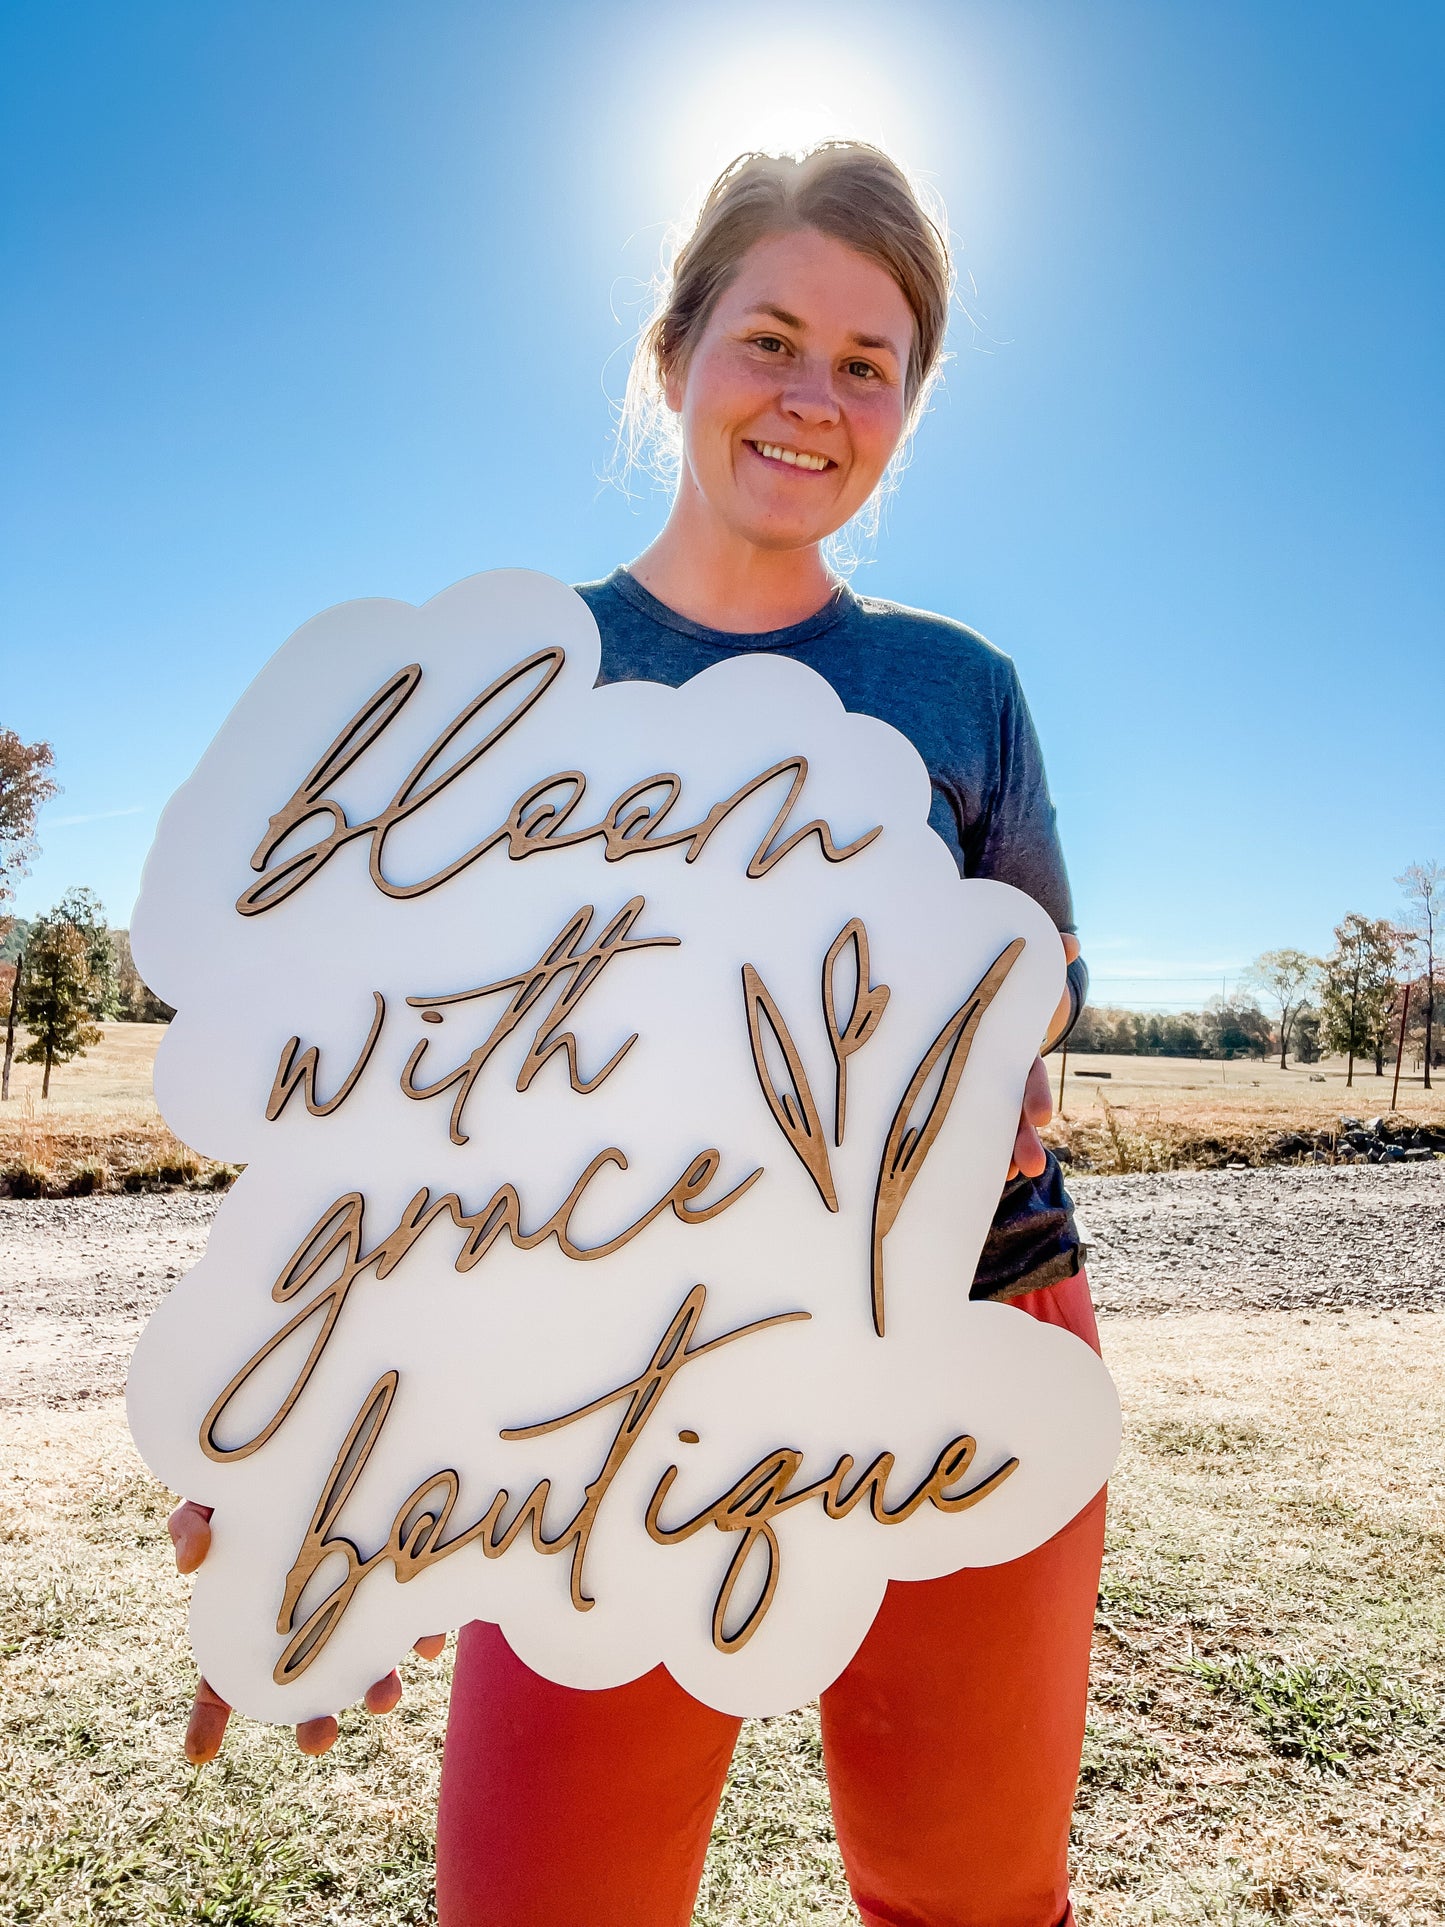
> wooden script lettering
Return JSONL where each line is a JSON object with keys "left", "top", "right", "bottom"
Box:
{"left": 127, "top": 568, "right": 1121, "bottom": 1723}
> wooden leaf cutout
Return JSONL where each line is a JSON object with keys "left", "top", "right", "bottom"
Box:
{"left": 741, "top": 963, "right": 839, "bottom": 1212}
{"left": 869, "top": 939, "right": 1026, "bottom": 1336}
{"left": 820, "top": 918, "right": 891, "bottom": 1147}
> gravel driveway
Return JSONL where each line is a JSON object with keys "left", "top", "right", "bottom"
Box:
{"left": 2, "top": 1164, "right": 1441, "bottom": 1408}
{"left": 1074, "top": 1163, "right": 1444, "bottom": 1316}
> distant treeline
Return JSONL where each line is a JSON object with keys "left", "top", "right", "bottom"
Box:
{"left": 1067, "top": 1001, "right": 1288, "bottom": 1061}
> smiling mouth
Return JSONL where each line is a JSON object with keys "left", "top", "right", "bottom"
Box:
{"left": 745, "top": 440, "right": 836, "bottom": 473}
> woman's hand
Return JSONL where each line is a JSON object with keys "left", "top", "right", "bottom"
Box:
{"left": 167, "top": 1499, "right": 447, "bottom": 1764}
{"left": 1008, "top": 933, "right": 1080, "bottom": 1182}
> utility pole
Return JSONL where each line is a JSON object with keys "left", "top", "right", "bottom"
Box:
{"left": 1390, "top": 978, "right": 1411, "bottom": 1113}
{"left": 1, "top": 950, "right": 23, "bottom": 1102}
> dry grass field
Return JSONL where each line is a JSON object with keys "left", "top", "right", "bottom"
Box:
{"left": 3, "top": 1026, "right": 1443, "bottom": 1191}
{"left": 3, "top": 1310, "right": 1442, "bottom": 1925}
{"left": 0, "top": 1026, "right": 224, "bottom": 1195}
{"left": 1053, "top": 1050, "right": 1444, "bottom": 1123}
{"left": 1047, "top": 1052, "right": 1445, "bottom": 1173}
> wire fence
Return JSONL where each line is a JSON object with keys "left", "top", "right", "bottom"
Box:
{"left": 1088, "top": 973, "right": 1251, "bottom": 1013}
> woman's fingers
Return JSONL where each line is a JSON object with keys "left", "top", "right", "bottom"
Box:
{"left": 361, "top": 1636, "right": 447, "bottom": 1716}
{"left": 357, "top": 1636, "right": 449, "bottom": 1720}
{"left": 1019, "top": 933, "right": 1083, "bottom": 1174}
{"left": 175, "top": 1516, "right": 225, "bottom": 1762}
{"left": 1022, "top": 1052, "right": 1054, "bottom": 1127}
{"left": 184, "top": 1677, "right": 232, "bottom": 1765}
{"left": 174, "top": 1497, "right": 442, "bottom": 1756}
{"left": 1046, "top": 934, "right": 1083, "bottom": 1050}
{"left": 364, "top": 1669, "right": 403, "bottom": 1715}
{"left": 190, "top": 1673, "right": 340, "bottom": 1764}
{"left": 168, "top": 1500, "right": 214, "bottom": 1575}
{"left": 187, "top": 1632, "right": 445, "bottom": 1762}
{"left": 1009, "top": 1055, "right": 1053, "bottom": 1181}
{"left": 1009, "top": 1116, "right": 1048, "bottom": 1181}
{"left": 361, "top": 1629, "right": 449, "bottom": 1717}
{"left": 295, "top": 1715, "right": 340, "bottom": 1756}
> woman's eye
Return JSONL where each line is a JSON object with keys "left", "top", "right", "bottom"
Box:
{"left": 845, "top": 360, "right": 879, "bottom": 380}
{"left": 752, "top": 335, "right": 787, "bottom": 354}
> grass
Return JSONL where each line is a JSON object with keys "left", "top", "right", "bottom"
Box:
{"left": 0, "top": 1026, "right": 234, "bottom": 1195}
{"left": 3, "top": 1312, "right": 1442, "bottom": 1924}
{"left": 1044, "top": 1052, "right": 1445, "bottom": 1174}
{"left": 1183, "top": 1654, "right": 1432, "bottom": 1773}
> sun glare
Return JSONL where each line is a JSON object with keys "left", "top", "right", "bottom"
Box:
{"left": 648, "top": 38, "right": 938, "bottom": 223}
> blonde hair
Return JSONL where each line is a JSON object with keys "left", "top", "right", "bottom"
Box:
{"left": 615, "top": 142, "right": 954, "bottom": 534}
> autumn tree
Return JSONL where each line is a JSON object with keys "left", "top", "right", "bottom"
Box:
{"left": 0, "top": 731, "right": 60, "bottom": 942}
{"left": 16, "top": 889, "right": 116, "bottom": 1096}
{"left": 110, "top": 928, "right": 174, "bottom": 1022}
{"left": 1242, "top": 949, "right": 1322, "bottom": 1069}
{"left": 1292, "top": 1007, "right": 1322, "bottom": 1063}
{"left": 1200, "top": 998, "right": 1271, "bottom": 1060}
{"left": 1320, "top": 914, "right": 1397, "bottom": 1088}
{"left": 1397, "top": 860, "right": 1441, "bottom": 1091}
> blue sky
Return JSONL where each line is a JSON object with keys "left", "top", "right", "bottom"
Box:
{"left": 3, "top": 0, "right": 1441, "bottom": 1009}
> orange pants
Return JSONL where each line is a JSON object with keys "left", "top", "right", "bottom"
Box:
{"left": 437, "top": 1271, "right": 1105, "bottom": 1927}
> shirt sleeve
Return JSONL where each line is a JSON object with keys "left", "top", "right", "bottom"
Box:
{"left": 970, "top": 669, "right": 1074, "bottom": 922}
{"left": 969, "top": 667, "right": 1087, "bottom": 1048}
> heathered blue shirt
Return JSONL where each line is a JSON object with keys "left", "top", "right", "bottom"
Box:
{"left": 577, "top": 567, "right": 1085, "bottom": 1301}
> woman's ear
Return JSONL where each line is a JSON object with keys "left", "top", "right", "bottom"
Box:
{"left": 662, "top": 357, "right": 684, "bottom": 416}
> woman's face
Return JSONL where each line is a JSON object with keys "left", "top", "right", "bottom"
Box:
{"left": 666, "top": 227, "right": 915, "bottom": 553}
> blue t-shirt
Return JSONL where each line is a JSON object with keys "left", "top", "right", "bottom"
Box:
{"left": 576, "top": 567, "right": 1085, "bottom": 1301}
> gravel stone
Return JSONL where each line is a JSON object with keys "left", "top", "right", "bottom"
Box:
{"left": 0, "top": 1192, "right": 218, "bottom": 1408}
{"left": 1074, "top": 1162, "right": 1444, "bottom": 1316}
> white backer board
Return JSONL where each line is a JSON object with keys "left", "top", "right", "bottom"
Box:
{"left": 127, "top": 568, "right": 1121, "bottom": 1722}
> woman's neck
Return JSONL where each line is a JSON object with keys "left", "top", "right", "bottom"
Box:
{"left": 629, "top": 487, "right": 839, "bottom": 634}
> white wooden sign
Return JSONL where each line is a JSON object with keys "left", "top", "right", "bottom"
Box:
{"left": 127, "top": 569, "right": 1120, "bottom": 1723}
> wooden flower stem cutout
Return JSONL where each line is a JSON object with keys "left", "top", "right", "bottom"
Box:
{"left": 869, "top": 939, "right": 1027, "bottom": 1337}
{"left": 741, "top": 963, "right": 838, "bottom": 1211}
{"left": 820, "top": 918, "right": 890, "bottom": 1147}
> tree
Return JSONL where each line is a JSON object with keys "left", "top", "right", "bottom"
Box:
{"left": 1320, "top": 914, "right": 1397, "bottom": 1088}
{"left": 0, "top": 732, "right": 60, "bottom": 941}
{"left": 1137, "top": 1012, "right": 1204, "bottom": 1056}
{"left": 1371, "top": 978, "right": 1400, "bottom": 1079}
{"left": 1, "top": 951, "right": 22, "bottom": 1101}
{"left": 1062, "top": 1005, "right": 1138, "bottom": 1054}
{"left": 1398, "top": 861, "right": 1442, "bottom": 1092}
{"left": 110, "top": 928, "right": 174, "bottom": 1023}
{"left": 58, "top": 888, "right": 118, "bottom": 1017}
{"left": 1201, "top": 999, "right": 1271, "bottom": 1060}
{"left": 1242, "top": 949, "right": 1322, "bottom": 1069}
{"left": 1292, "top": 1007, "right": 1322, "bottom": 1063}
{"left": 15, "top": 889, "right": 115, "bottom": 1096}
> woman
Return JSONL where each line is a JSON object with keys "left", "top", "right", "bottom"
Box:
{"left": 171, "top": 143, "right": 1103, "bottom": 1927}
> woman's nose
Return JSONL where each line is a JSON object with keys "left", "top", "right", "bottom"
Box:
{"left": 780, "top": 361, "right": 841, "bottom": 427}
